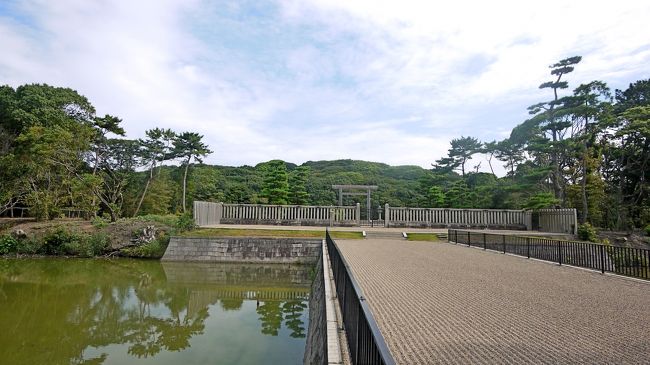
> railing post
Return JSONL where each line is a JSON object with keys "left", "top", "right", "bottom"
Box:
{"left": 467, "top": 231, "right": 471, "bottom": 246}
{"left": 483, "top": 233, "right": 486, "bottom": 250}
{"left": 502, "top": 235, "right": 506, "bottom": 254}
{"left": 558, "top": 240, "right": 562, "bottom": 266}
{"left": 600, "top": 244, "right": 605, "bottom": 274}
{"left": 526, "top": 237, "right": 530, "bottom": 259}
{"left": 355, "top": 302, "right": 361, "bottom": 364}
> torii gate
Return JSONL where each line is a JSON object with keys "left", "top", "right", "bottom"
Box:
{"left": 332, "top": 185, "right": 378, "bottom": 221}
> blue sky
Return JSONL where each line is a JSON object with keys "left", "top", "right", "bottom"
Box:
{"left": 1, "top": 0, "right": 649, "bottom": 173}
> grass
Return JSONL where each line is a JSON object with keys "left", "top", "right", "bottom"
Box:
{"left": 406, "top": 233, "right": 442, "bottom": 242}
{"left": 179, "top": 228, "right": 364, "bottom": 239}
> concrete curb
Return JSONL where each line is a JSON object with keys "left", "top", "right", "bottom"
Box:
{"left": 322, "top": 240, "right": 349, "bottom": 364}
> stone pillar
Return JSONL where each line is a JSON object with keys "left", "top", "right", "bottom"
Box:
{"left": 525, "top": 210, "right": 532, "bottom": 231}
{"left": 356, "top": 203, "right": 361, "bottom": 226}
{"left": 366, "top": 189, "right": 371, "bottom": 222}
{"left": 384, "top": 203, "right": 390, "bottom": 228}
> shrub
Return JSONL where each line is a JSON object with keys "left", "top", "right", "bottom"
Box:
{"left": 176, "top": 213, "right": 196, "bottom": 233}
{"left": 130, "top": 214, "right": 178, "bottom": 227}
{"left": 0, "top": 235, "right": 18, "bottom": 254}
{"left": 41, "top": 228, "right": 78, "bottom": 255}
{"left": 91, "top": 216, "right": 109, "bottom": 229}
{"left": 645, "top": 224, "right": 650, "bottom": 237}
{"left": 88, "top": 233, "right": 110, "bottom": 255}
{"left": 577, "top": 223, "right": 598, "bottom": 242}
{"left": 16, "top": 238, "right": 41, "bottom": 254}
{"left": 122, "top": 233, "right": 170, "bottom": 258}
{"left": 62, "top": 233, "right": 110, "bottom": 257}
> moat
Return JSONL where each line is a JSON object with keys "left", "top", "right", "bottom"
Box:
{"left": 0, "top": 258, "right": 311, "bottom": 365}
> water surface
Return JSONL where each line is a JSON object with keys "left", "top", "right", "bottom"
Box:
{"left": 0, "top": 258, "right": 311, "bottom": 365}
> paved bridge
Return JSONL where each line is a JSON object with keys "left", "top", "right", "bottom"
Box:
{"left": 333, "top": 236, "right": 650, "bottom": 364}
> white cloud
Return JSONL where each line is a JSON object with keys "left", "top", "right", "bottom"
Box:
{"left": 1, "top": 0, "right": 648, "bottom": 175}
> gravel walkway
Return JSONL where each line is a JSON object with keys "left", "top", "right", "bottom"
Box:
{"left": 335, "top": 239, "right": 650, "bottom": 365}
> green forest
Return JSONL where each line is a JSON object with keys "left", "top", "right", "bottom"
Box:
{"left": 1, "top": 56, "right": 649, "bottom": 231}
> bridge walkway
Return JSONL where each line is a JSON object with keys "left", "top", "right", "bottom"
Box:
{"left": 335, "top": 238, "right": 650, "bottom": 365}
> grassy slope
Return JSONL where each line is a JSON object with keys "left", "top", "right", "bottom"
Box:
{"left": 180, "top": 228, "right": 364, "bottom": 239}
{"left": 406, "top": 233, "right": 442, "bottom": 242}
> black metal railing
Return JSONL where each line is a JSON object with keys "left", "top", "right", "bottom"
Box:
{"left": 448, "top": 229, "right": 650, "bottom": 280}
{"left": 325, "top": 230, "right": 396, "bottom": 365}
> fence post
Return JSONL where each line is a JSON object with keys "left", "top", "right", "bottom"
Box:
{"left": 502, "top": 235, "right": 506, "bottom": 254}
{"left": 384, "top": 204, "right": 390, "bottom": 227}
{"left": 483, "top": 233, "right": 486, "bottom": 250}
{"left": 356, "top": 203, "right": 361, "bottom": 227}
{"left": 355, "top": 302, "right": 361, "bottom": 364}
{"left": 600, "top": 244, "right": 605, "bottom": 274}
{"left": 526, "top": 237, "right": 530, "bottom": 258}
{"left": 467, "top": 231, "right": 471, "bottom": 246}
{"left": 558, "top": 240, "right": 562, "bottom": 266}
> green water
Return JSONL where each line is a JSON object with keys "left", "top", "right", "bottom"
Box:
{"left": 0, "top": 258, "right": 311, "bottom": 365}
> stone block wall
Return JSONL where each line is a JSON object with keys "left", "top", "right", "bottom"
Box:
{"left": 304, "top": 251, "right": 326, "bottom": 365}
{"left": 162, "top": 237, "right": 322, "bottom": 264}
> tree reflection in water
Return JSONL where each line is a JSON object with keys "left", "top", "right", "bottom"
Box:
{"left": 0, "top": 259, "right": 311, "bottom": 365}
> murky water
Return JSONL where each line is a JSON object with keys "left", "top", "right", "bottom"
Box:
{"left": 0, "top": 258, "right": 311, "bottom": 365}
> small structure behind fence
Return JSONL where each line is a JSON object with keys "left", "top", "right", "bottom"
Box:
{"left": 448, "top": 229, "right": 649, "bottom": 280}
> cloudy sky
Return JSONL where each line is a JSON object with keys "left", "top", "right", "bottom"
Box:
{"left": 1, "top": 0, "right": 649, "bottom": 171}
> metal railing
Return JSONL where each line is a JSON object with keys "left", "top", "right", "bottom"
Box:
{"left": 448, "top": 229, "right": 650, "bottom": 280}
{"left": 325, "top": 230, "right": 395, "bottom": 365}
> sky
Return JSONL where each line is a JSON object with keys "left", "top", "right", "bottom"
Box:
{"left": 1, "top": 0, "right": 649, "bottom": 173}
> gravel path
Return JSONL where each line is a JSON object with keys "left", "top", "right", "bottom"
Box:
{"left": 335, "top": 239, "right": 650, "bottom": 365}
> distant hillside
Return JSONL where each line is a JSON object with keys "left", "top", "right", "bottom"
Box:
{"left": 184, "top": 159, "right": 434, "bottom": 208}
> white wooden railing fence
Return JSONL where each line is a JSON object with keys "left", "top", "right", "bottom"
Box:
{"left": 384, "top": 206, "right": 531, "bottom": 229}
{"left": 193, "top": 201, "right": 360, "bottom": 226}
{"left": 193, "top": 201, "right": 577, "bottom": 234}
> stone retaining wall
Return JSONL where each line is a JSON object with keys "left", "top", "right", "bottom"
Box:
{"left": 161, "top": 237, "right": 322, "bottom": 263}
{"left": 304, "top": 250, "right": 326, "bottom": 365}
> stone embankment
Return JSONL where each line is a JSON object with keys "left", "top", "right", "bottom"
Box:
{"left": 162, "top": 237, "right": 321, "bottom": 263}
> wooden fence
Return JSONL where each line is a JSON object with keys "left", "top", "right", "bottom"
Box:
{"left": 537, "top": 208, "right": 578, "bottom": 234}
{"left": 385, "top": 205, "right": 532, "bottom": 230}
{"left": 193, "top": 201, "right": 360, "bottom": 227}
{"left": 193, "top": 201, "right": 577, "bottom": 234}
{"left": 193, "top": 201, "right": 223, "bottom": 226}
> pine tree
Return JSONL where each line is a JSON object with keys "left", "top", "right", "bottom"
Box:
{"left": 261, "top": 160, "right": 289, "bottom": 205}
{"left": 288, "top": 166, "right": 310, "bottom": 205}
{"left": 173, "top": 132, "right": 212, "bottom": 213}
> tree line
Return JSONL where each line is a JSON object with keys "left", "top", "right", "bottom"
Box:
{"left": 432, "top": 57, "right": 649, "bottom": 230}
{"left": 0, "top": 84, "right": 211, "bottom": 222}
